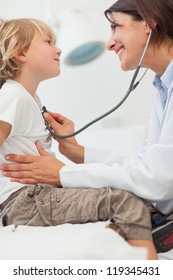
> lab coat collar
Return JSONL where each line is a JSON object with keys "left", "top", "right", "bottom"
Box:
{"left": 152, "top": 60, "right": 173, "bottom": 123}
{"left": 153, "top": 60, "right": 173, "bottom": 92}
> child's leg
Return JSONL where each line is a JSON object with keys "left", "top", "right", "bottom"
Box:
{"left": 1, "top": 185, "right": 157, "bottom": 259}
{"left": 0, "top": 184, "right": 105, "bottom": 226}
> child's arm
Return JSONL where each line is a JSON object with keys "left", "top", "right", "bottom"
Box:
{"left": 0, "top": 121, "right": 11, "bottom": 145}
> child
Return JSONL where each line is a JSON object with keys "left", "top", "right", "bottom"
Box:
{"left": 0, "top": 18, "right": 157, "bottom": 259}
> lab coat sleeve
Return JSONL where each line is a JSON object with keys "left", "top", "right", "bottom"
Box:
{"left": 60, "top": 148, "right": 172, "bottom": 202}
{"left": 60, "top": 153, "right": 160, "bottom": 199}
{"left": 84, "top": 146, "right": 127, "bottom": 165}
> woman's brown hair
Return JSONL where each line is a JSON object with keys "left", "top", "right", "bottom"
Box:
{"left": 105, "top": 0, "right": 173, "bottom": 45}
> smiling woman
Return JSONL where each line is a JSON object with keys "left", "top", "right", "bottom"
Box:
{"left": 105, "top": 9, "right": 151, "bottom": 70}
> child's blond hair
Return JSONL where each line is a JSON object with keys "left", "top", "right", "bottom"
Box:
{"left": 0, "top": 18, "right": 56, "bottom": 88}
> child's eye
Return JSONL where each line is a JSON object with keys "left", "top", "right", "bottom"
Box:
{"left": 46, "top": 39, "right": 56, "bottom": 45}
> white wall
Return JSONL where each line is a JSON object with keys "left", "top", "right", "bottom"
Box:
{"left": 0, "top": 0, "right": 155, "bottom": 132}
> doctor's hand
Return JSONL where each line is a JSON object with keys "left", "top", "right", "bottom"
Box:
{"left": 43, "top": 112, "right": 84, "bottom": 163}
{"left": 0, "top": 141, "right": 64, "bottom": 186}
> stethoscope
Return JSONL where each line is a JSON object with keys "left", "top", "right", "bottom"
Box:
{"left": 42, "top": 30, "right": 152, "bottom": 138}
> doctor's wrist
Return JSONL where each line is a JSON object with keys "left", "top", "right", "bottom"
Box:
{"left": 59, "top": 141, "right": 84, "bottom": 163}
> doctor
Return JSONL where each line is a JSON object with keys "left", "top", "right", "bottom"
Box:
{"left": 1, "top": 0, "right": 173, "bottom": 216}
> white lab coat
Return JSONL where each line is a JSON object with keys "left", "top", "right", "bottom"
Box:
{"left": 60, "top": 64, "right": 173, "bottom": 215}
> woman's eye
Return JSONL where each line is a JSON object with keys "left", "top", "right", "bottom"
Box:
{"left": 111, "top": 23, "right": 119, "bottom": 31}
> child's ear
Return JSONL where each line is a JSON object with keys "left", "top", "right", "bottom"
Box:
{"left": 14, "top": 51, "right": 26, "bottom": 62}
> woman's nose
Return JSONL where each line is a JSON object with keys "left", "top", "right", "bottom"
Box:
{"left": 106, "top": 36, "right": 116, "bottom": 51}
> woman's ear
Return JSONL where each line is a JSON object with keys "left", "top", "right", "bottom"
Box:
{"left": 143, "top": 21, "right": 152, "bottom": 34}
{"left": 143, "top": 20, "right": 157, "bottom": 34}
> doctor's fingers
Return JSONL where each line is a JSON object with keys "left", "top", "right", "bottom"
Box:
{"left": 0, "top": 162, "right": 35, "bottom": 173}
{"left": 44, "top": 112, "right": 73, "bottom": 126}
{"left": 3, "top": 170, "right": 61, "bottom": 185}
{"left": 2, "top": 169, "right": 42, "bottom": 181}
{"left": 5, "top": 171, "right": 39, "bottom": 185}
{"left": 4, "top": 171, "right": 49, "bottom": 185}
{"left": 4, "top": 154, "right": 37, "bottom": 164}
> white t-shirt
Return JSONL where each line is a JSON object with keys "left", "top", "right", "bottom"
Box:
{"left": 0, "top": 80, "right": 53, "bottom": 204}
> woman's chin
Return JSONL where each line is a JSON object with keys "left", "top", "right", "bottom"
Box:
{"left": 121, "top": 63, "right": 130, "bottom": 72}
{"left": 121, "top": 61, "right": 136, "bottom": 72}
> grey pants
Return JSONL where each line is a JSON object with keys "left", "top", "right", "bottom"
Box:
{"left": 0, "top": 185, "right": 152, "bottom": 240}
